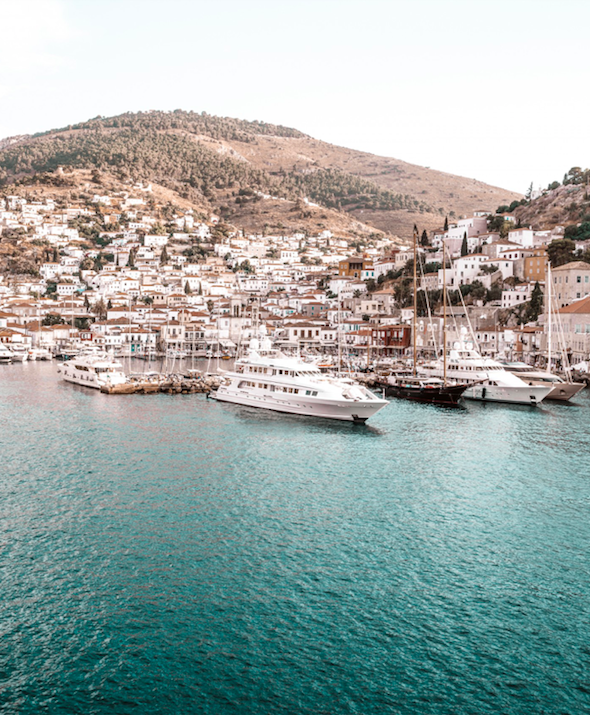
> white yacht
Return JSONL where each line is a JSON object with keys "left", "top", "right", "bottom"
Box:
{"left": 166, "top": 349, "right": 188, "bottom": 359}
{"left": 29, "top": 346, "right": 53, "bottom": 360}
{"left": 0, "top": 344, "right": 14, "bottom": 364}
{"left": 211, "top": 337, "right": 388, "bottom": 423}
{"left": 10, "top": 345, "right": 28, "bottom": 362}
{"left": 499, "top": 362, "right": 585, "bottom": 402}
{"left": 57, "top": 349, "right": 127, "bottom": 390}
{"left": 419, "top": 343, "right": 552, "bottom": 406}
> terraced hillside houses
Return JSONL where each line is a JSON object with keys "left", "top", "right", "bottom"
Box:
{"left": 1, "top": 188, "right": 589, "bottom": 365}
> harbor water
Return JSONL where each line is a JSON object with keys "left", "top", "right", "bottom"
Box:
{"left": 1, "top": 361, "right": 590, "bottom": 714}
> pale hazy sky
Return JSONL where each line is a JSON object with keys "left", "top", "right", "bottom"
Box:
{"left": 1, "top": 0, "right": 588, "bottom": 193}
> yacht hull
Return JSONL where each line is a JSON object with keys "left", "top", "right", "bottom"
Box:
{"left": 463, "top": 383, "right": 552, "bottom": 405}
{"left": 60, "top": 372, "right": 103, "bottom": 389}
{"left": 511, "top": 375, "right": 585, "bottom": 402}
{"left": 381, "top": 382, "right": 467, "bottom": 405}
{"left": 546, "top": 383, "right": 585, "bottom": 401}
{"left": 211, "top": 389, "right": 386, "bottom": 422}
{"left": 57, "top": 354, "right": 127, "bottom": 390}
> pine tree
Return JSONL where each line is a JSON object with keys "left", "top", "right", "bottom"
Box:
{"left": 420, "top": 229, "right": 429, "bottom": 246}
{"left": 461, "top": 232, "right": 468, "bottom": 256}
{"left": 525, "top": 282, "right": 544, "bottom": 322}
{"left": 184, "top": 281, "right": 192, "bottom": 295}
{"left": 444, "top": 216, "right": 449, "bottom": 232}
{"left": 160, "top": 245, "right": 169, "bottom": 264}
{"left": 93, "top": 298, "right": 107, "bottom": 320}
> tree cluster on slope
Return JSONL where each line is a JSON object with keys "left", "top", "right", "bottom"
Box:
{"left": 0, "top": 131, "right": 274, "bottom": 195}
{"left": 0, "top": 128, "right": 435, "bottom": 219}
{"left": 34, "top": 110, "right": 306, "bottom": 143}
{"left": 281, "top": 169, "right": 433, "bottom": 214}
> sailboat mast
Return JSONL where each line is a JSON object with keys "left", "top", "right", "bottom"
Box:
{"left": 547, "top": 262, "right": 552, "bottom": 371}
{"left": 443, "top": 242, "right": 447, "bottom": 385}
{"left": 337, "top": 287, "right": 342, "bottom": 373}
{"left": 413, "top": 226, "right": 417, "bottom": 376}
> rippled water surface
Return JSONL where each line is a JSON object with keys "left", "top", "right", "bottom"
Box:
{"left": 1, "top": 362, "right": 590, "bottom": 714}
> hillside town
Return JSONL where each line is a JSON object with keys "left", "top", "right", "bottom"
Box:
{"left": 1, "top": 184, "right": 590, "bottom": 367}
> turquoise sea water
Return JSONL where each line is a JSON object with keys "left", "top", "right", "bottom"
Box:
{"left": 1, "top": 362, "right": 590, "bottom": 714}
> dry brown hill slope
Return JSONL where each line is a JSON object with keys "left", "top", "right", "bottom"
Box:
{"left": 4, "top": 168, "right": 385, "bottom": 243}
{"left": 179, "top": 133, "right": 522, "bottom": 237}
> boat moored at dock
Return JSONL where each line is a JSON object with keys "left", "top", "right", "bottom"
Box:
{"left": 378, "top": 373, "right": 468, "bottom": 405}
{"left": 28, "top": 347, "right": 53, "bottom": 361}
{"left": 382, "top": 229, "right": 468, "bottom": 407}
{"left": 499, "top": 362, "right": 585, "bottom": 402}
{"left": 9, "top": 345, "right": 28, "bottom": 362}
{"left": 420, "top": 343, "right": 553, "bottom": 406}
{"left": 0, "top": 344, "right": 14, "bottom": 364}
{"left": 211, "top": 336, "right": 388, "bottom": 422}
{"left": 57, "top": 349, "right": 127, "bottom": 390}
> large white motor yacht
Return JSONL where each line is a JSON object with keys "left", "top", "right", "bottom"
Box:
{"left": 211, "top": 337, "right": 388, "bottom": 423}
{"left": 57, "top": 349, "right": 127, "bottom": 390}
{"left": 419, "top": 342, "right": 553, "bottom": 406}
{"left": 499, "top": 362, "right": 585, "bottom": 402}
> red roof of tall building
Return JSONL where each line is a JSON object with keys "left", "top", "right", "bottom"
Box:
{"left": 559, "top": 296, "right": 590, "bottom": 314}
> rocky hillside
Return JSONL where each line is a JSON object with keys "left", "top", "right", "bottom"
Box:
{"left": 0, "top": 110, "right": 521, "bottom": 240}
{"left": 512, "top": 171, "right": 590, "bottom": 233}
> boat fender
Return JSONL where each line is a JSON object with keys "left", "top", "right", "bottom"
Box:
{"left": 482, "top": 387, "right": 486, "bottom": 399}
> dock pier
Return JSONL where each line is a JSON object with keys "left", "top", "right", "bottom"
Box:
{"left": 100, "top": 374, "right": 222, "bottom": 395}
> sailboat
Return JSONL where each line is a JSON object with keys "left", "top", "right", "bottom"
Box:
{"left": 500, "top": 264, "right": 584, "bottom": 401}
{"left": 379, "top": 228, "right": 469, "bottom": 405}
